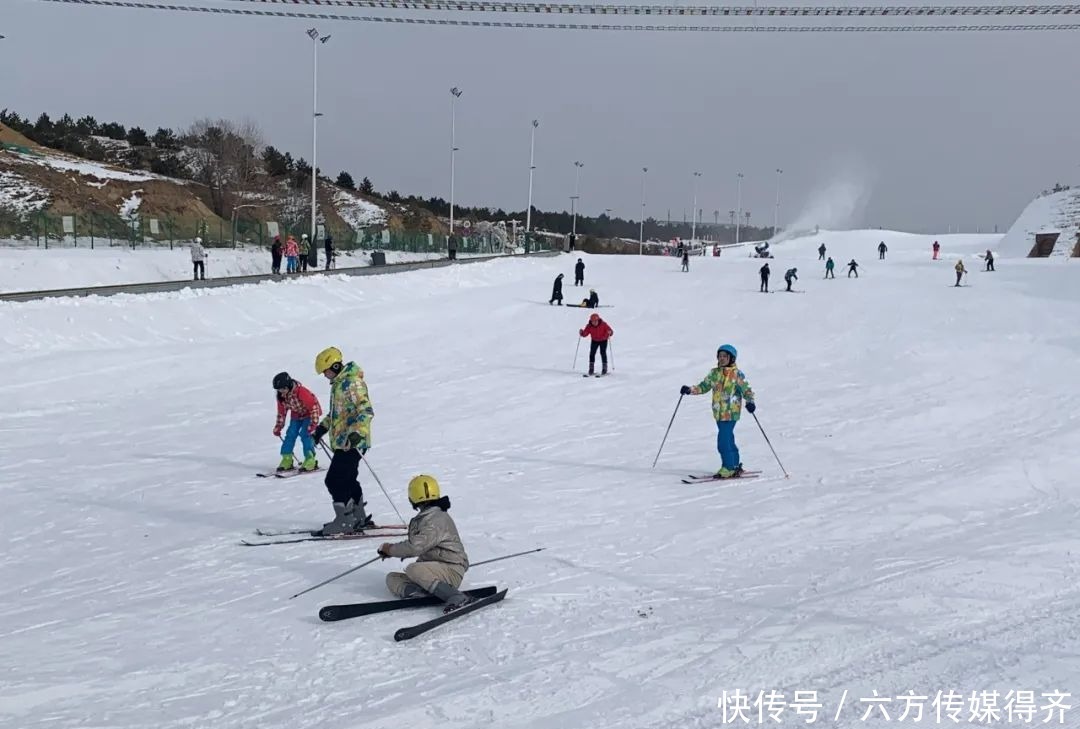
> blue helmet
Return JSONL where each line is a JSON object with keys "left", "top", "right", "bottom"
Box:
{"left": 717, "top": 344, "right": 737, "bottom": 360}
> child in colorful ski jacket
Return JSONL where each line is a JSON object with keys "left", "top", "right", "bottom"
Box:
{"left": 680, "top": 344, "right": 756, "bottom": 478}
{"left": 272, "top": 372, "right": 323, "bottom": 472}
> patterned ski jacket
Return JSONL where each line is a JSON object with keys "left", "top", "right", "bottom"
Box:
{"left": 690, "top": 365, "right": 755, "bottom": 422}
{"left": 284, "top": 238, "right": 299, "bottom": 257}
{"left": 384, "top": 505, "right": 469, "bottom": 570}
{"left": 274, "top": 382, "right": 323, "bottom": 433}
{"left": 318, "top": 362, "right": 374, "bottom": 450}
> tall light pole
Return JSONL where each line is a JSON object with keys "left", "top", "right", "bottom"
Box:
{"left": 571, "top": 160, "right": 584, "bottom": 236}
{"left": 449, "top": 87, "right": 462, "bottom": 242}
{"left": 735, "top": 172, "right": 744, "bottom": 245}
{"left": 639, "top": 166, "right": 647, "bottom": 253}
{"left": 773, "top": 168, "right": 783, "bottom": 238}
{"left": 526, "top": 119, "right": 538, "bottom": 232}
{"left": 307, "top": 28, "right": 330, "bottom": 243}
{"left": 690, "top": 171, "right": 702, "bottom": 244}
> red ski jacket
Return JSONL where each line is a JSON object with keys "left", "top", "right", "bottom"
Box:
{"left": 579, "top": 318, "right": 613, "bottom": 342}
{"left": 274, "top": 383, "right": 323, "bottom": 433}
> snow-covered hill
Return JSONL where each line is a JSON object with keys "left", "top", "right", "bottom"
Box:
{"left": 1, "top": 231, "right": 1078, "bottom": 729}
{"left": 998, "top": 187, "right": 1080, "bottom": 259}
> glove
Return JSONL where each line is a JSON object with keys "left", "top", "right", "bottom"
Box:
{"left": 377, "top": 543, "right": 392, "bottom": 558}
{"left": 273, "top": 427, "right": 282, "bottom": 437}
{"left": 313, "top": 424, "right": 328, "bottom": 442}
{"left": 746, "top": 401, "right": 756, "bottom": 414}
{"left": 579, "top": 329, "right": 586, "bottom": 337}
{"left": 347, "top": 432, "right": 366, "bottom": 450}
{"left": 680, "top": 385, "right": 692, "bottom": 396}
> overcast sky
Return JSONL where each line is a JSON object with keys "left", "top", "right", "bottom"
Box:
{"left": 4, "top": 0, "right": 1079, "bottom": 234}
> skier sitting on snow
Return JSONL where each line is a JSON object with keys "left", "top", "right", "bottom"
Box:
{"left": 679, "top": 344, "right": 756, "bottom": 479}
{"left": 312, "top": 346, "right": 376, "bottom": 536}
{"left": 847, "top": 259, "right": 859, "bottom": 278}
{"left": 379, "top": 474, "right": 471, "bottom": 612}
{"left": 581, "top": 288, "right": 599, "bottom": 308}
{"left": 550, "top": 273, "right": 564, "bottom": 305}
{"left": 272, "top": 372, "right": 323, "bottom": 473}
{"left": 759, "top": 262, "right": 770, "bottom": 293}
{"left": 784, "top": 268, "right": 798, "bottom": 292}
{"left": 579, "top": 313, "right": 613, "bottom": 376}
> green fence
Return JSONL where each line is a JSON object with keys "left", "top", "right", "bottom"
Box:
{"left": 1, "top": 210, "right": 557, "bottom": 255}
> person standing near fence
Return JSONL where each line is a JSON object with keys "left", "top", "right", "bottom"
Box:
{"left": 299, "top": 235, "right": 311, "bottom": 273}
{"left": 271, "top": 235, "right": 283, "bottom": 275}
{"left": 324, "top": 234, "right": 335, "bottom": 270}
{"left": 190, "top": 237, "right": 207, "bottom": 281}
{"left": 284, "top": 235, "right": 300, "bottom": 274}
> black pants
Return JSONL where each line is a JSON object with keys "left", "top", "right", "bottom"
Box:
{"left": 825, "top": 269, "right": 834, "bottom": 278}
{"left": 589, "top": 340, "right": 608, "bottom": 369}
{"left": 575, "top": 276, "right": 583, "bottom": 286}
{"left": 760, "top": 276, "right": 769, "bottom": 292}
{"left": 325, "top": 448, "right": 364, "bottom": 504}
{"left": 300, "top": 255, "right": 309, "bottom": 272}
{"left": 193, "top": 261, "right": 204, "bottom": 280}
{"left": 819, "top": 252, "right": 825, "bottom": 260}
{"left": 848, "top": 269, "right": 858, "bottom": 278}
{"left": 879, "top": 252, "right": 886, "bottom": 260}
{"left": 325, "top": 247, "right": 334, "bottom": 269}
{"left": 550, "top": 291, "right": 563, "bottom": 305}
{"left": 272, "top": 255, "right": 282, "bottom": 274}
{"left": 986, "top": 260, "right": 994, "bottom": 271}
{"left": 682, "top": 262, "right": 689, "bottom": 271}
{"left": 955, "top": 272, "right": 964, "bottom": 286}
{"left": 448, "top": 250, "right": 457, "bottom": 260}
{"left": 785, "top": 279, "right": 793, "bottom": 291}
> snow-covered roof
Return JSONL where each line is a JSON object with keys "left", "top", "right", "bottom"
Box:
{"left": 999, "top": 188, "right": 1080, "bottom": 259}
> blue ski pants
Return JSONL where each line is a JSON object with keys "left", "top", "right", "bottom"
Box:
{"left": 715, "top": 420, "right": 740, "bottom": 470}
{"left": 281, "top": 418, "right": 315, "bottom": 457}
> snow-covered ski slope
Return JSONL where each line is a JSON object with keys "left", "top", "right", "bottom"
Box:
{"left": 2, "top": 229, "right": 1079, "bottom": 729}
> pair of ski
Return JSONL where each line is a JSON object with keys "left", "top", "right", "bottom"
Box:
{"left": 320, "top": 585, "right": 508, "bottom": 641}
{"left": 240, "top": 524, "right": 407, "bottom": 546}
{"left": 255, "top": 467, "right": 320, "bottom": 479}
{"left": 582, "top": 372, "right": 610, "bottom": 378}
{"left": 681, "top": 469, "right": 762, "bottom": 484}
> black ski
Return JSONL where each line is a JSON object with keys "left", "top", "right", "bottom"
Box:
{"left": 394, "top": 588, "right": 508, "bottom": 642}
{"left": 319, "top": 586, "right": 499, "bottom": 622}
{"left": 682, "top": 470, "right": 762, "bottom": 484}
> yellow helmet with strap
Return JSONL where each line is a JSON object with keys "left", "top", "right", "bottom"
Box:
{"left": 315, "top": 346, "right": 343, "bottom": 374}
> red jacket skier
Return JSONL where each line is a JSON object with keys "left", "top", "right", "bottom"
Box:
{"left": 272, "top": 372, "right": 323, "bottom": 472}
{"left": 579, "top": 313, "right": 613, "bottom": 376}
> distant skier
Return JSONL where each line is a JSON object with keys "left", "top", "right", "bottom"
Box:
{"left": 271, "top": 235, "right": 283, "bottom": 275}
{"left": 818, "top": 243, "right": 826, "bottom": 260}
{"left": 312, "top": 347, "right": 376, "bottom": 535}
{"left": 549, "top": 273, "right": 564, "bottom": 306}
{"left": 681, "top": 249, "right": 690, "bottom": 272}
{"left": 954, "top": 259, "right": 967, "bottom": 286}
{"left": 784, "top": 267, "right": 798, "bottom": 292}
{"left": 679, "top": 344, "right": 756, "bottom": 479}
{"left": 878, "top": 241, "right": 887, "bottom": 260}
{"left": 759, "top": 262, "right": 771, "bottom": 292}
{"left": 324, "top": 234, "right": 335, "bottom": 271}
{"left": 447, "top": 233, "right": 458, "bottom": 261}
{"left": 825, "top": 257, "right": 836, "bottom": 279}
{"left": 574, "top": 258, "right": 585, "bottom": 286}
{"left": 272, "top": 372, "right": 323, "bottom": 473}
{"left": 299, "top": 234, "right": 311, "bottom": 273}
{"left": 581, "top": 288, "right": 599, "bottom": 308}
{"left": 984, "top": 249, "right": 995, "bottom": 272}
{"left": 284, "top": 235, "right": 300, "bottom": 274}
{"left": 847, "top": 259, "right": 859, "bottom": 278}
{"left": 379, "top": 474, "right": 471, "bottom": 612}
{"left": 932, "top": 241, "right": 941, "bottom": 260}
{"left": 579, "top": 313, "right": 613, "bottom": 376}
{"left": 190, "top": 236, "right": 206, "bottom": 281}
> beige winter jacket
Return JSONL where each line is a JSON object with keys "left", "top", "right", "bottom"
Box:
{"left": 385, "top": 507, "right": 469, "bottom": 570}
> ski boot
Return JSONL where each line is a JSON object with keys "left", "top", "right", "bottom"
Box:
{"left": 714, "top": 467, "right": 737, "bottom": 479}
{"left": 733, "top": 463, "right": 745, "bottom": 477}
{"left": 276, "top": 454, "right": 294, "bottom": 472}
{"left": 401, "top": 583, "right": 426, "bottom": 599}
{"left": 601, "top": 364, "right": 608, "bottom": 376}
{"left": 320, "top": 499, "right": 372, "bottom": 536}
{"left": 299, "top": 452, "right": 318, "bottom": 472}
{"left": 587, "top": 364, "right": 595, "bottom": 376}
{"left": 432, "top": 581, "right": 473, "bottom": 614}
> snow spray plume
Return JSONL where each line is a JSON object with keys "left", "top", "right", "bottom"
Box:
{"left": 774, "top": 164, "right": 874, "bottom": 244}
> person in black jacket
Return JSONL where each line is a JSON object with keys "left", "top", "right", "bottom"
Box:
{"left": 582, "top": 288, "right": 599, "bottom": 308}
{"left": 271, "top": 235, "right": 283, "bottom": 275}
{"left": 549, "top": 273, "right": 564, "bottom": 305}
{"left": 574, "top": 258, "right": 585, "bottom": 286}
{"left": 784, "top": 267, "right": 798, "bottom": 292}
{"left": 818, "top": 243, "right": 826, "bottom": 260}
{"left": 759, "top": 262, "right": 771, "bottom": 293}
{"left": 324, "top": 234, "right": 335, "bottom": 270}
{"left": 878, "top": 241, "right": 887, "bottom": 260}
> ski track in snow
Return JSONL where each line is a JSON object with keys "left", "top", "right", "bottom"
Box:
{"left": 1, "top": 230, "right": 1079, "bottom": 728}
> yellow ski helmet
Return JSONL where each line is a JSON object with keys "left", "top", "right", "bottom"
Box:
{"left": 315, "top": 346, "right": 343, "bottom": 374}
{"left": 407, "top": 474, "right": 441, "bottom": 506}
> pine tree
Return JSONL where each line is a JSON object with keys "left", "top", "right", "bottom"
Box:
{"left": 359, "top": 176, "right": 375, "bottom": 195}
{"left": 336, "top": 171, "right": 355, "bottom": 190}
{"left": 127, "top": 127, "right": 149, "bottom": 146}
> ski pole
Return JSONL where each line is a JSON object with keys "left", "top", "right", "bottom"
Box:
{"left": 289, "top": 556, "right": 382, "bottom": 599}
{"left": 472, "top": 547, "right": 545, "bottom": 568}
{"left": 609, "top": 341, "right": 614, "bottom": 373}
{"left": 573, "top": 336, "right": 581, "bottom": 371}
{"left": 652, "top": 394, "right": 684, "bottom": 468}
{"left": 360, "top": 453, "right": 407, "bottom": 526}
{"left": 751, "top": 411, "right": 789, "bottom": 478}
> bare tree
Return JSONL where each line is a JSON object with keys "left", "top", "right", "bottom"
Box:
{"left": 183, "top": 118, "right": 265, "bottom": 218}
